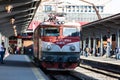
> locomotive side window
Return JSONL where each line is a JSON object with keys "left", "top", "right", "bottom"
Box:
{"left": 40, "top": 28, "right": 44, "bottom": 36}
{"left": 63, "top": 27, "right": 79, "bottom": 37}
{"left": 44, "top": 28, "right": 59, "bottom": 36}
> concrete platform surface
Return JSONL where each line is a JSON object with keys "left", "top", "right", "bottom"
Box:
{"left": 80, "top": 56, "right": 120, "bottom": 65}
{"left": 0, "top": 54, "right": 49, "bottom": 80}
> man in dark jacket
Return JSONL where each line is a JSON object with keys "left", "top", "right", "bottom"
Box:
{"left": 0, "top": 42, "right": 6, "bottom": 64}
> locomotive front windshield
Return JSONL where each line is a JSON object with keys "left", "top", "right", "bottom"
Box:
{"left": 41, "top": 27, "right": 59, "bottom": 36}
{"left": 63, "top": 27, "right": 80, "bottom": 37}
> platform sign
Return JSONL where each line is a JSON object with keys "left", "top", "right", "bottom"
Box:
{"left": 17, "top": 39, "right": 22, "bottom": 47}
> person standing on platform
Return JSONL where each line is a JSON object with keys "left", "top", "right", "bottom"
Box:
{"left": 116, "top": 47, "right": 120, "bottom": 60}
{"left": 84, "top": 47, "right": 88, "bottom": 57}
{"left": 0, "top": 42, "right": 6, "bottom": 64}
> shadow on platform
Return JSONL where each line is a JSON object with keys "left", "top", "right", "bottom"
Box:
{"left": 0, "top": 54, "right": 35, "bottom": 68}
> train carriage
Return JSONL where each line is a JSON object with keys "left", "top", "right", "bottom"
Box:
{"left": 33, "top": 21, "right": 81, "bottom": 70}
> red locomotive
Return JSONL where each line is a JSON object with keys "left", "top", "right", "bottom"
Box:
{"left": 33, "top": 14, "right": 81, "bottom": 70}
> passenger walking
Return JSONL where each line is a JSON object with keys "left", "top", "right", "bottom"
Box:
{"left": 0, "top": 42, "right": 6, "bottom": 64}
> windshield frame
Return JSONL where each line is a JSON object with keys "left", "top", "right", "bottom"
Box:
{"left": 40, "top": 26, "right": 60, "bottom": 37}
{"left": 62, "top": 26, "right": 80, "bottom": 37}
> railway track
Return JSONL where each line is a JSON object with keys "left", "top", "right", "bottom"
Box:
{"left": 31, "top": 56, "right": 120, "bottom": 80}
{"left": 37, "top": 63, "right": 120, "bottom": 80}
{"left": 80, "top": 64, "right": 120, "bottom": 78}
{"left": 73, "top": 64, "right": 120, "bottom": 80}
{"left": 78, "top": 58, "right": 120, "bottom": 79}
{"left": 46, "top": 71, "right": 82, "bottom": 80}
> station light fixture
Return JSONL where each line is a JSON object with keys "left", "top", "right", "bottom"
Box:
{"left": 13, "top": 25, "right": 16, "bottom": 29}
{"left": 10, "top": 18, "right": 15, "bottom": 24}
{"left": 14, "top": 29, "right": 16, "bottom": 32}
{"left": 14, "top": 29, "right": 17, "bottom": 36}
{"left": 14, "top": 33, "right": 17, "bottom": 36}
{"left": 12, "top": 25, "right": 17, "bottom": 36}
{"left": 5, "top": 5, "right": 13, "bottom": 13}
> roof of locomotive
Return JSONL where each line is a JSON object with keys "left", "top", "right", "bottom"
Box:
{"left": 39, "top": 22, "right": 60, "bottom": 28}
{"left": 39, "top": 21, "right": 81, "bottom": 27}
{"left": 63, "top": 22, "right": 81, "bottom": 27}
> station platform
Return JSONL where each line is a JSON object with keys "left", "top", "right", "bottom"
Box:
{"left": 80, "top": 55, "right": 120, "bottom": 65}
{"left": 80, "top": 55, "right": 120, "bottom": 74}
{"left": 0, "top": 54, "right": 49, "bottom": 80}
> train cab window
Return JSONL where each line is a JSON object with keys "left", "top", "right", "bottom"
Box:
{"left": 40, "top": 28, "right": 44, "bottom": 36}
{"left": 44, "top": 28, "right": 59, "bottom": 36}
{"left": 63, "top": 27, "right": 79, "bottom": 37}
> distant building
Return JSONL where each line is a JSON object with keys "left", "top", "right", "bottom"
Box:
{"left": 30, "top": 0, "right": 112, "bottom": 30}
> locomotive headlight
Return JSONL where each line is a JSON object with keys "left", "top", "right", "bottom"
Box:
{"left": 46, "top": 45, "right": 52, "bottom": 50}
{"left": 70, "top": 45, "right": 75, "bottom": 51}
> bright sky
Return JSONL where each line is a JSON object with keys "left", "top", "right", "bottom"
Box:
{"left": 104, "top": 0, "right": 120, "bottom": 14}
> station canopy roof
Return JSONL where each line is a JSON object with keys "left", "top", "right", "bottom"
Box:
{"left": 82, "top": 13, "right": 120, "bottom": 38}
{"left": 0, "top": 0, "right": 41, "bottom": 37}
